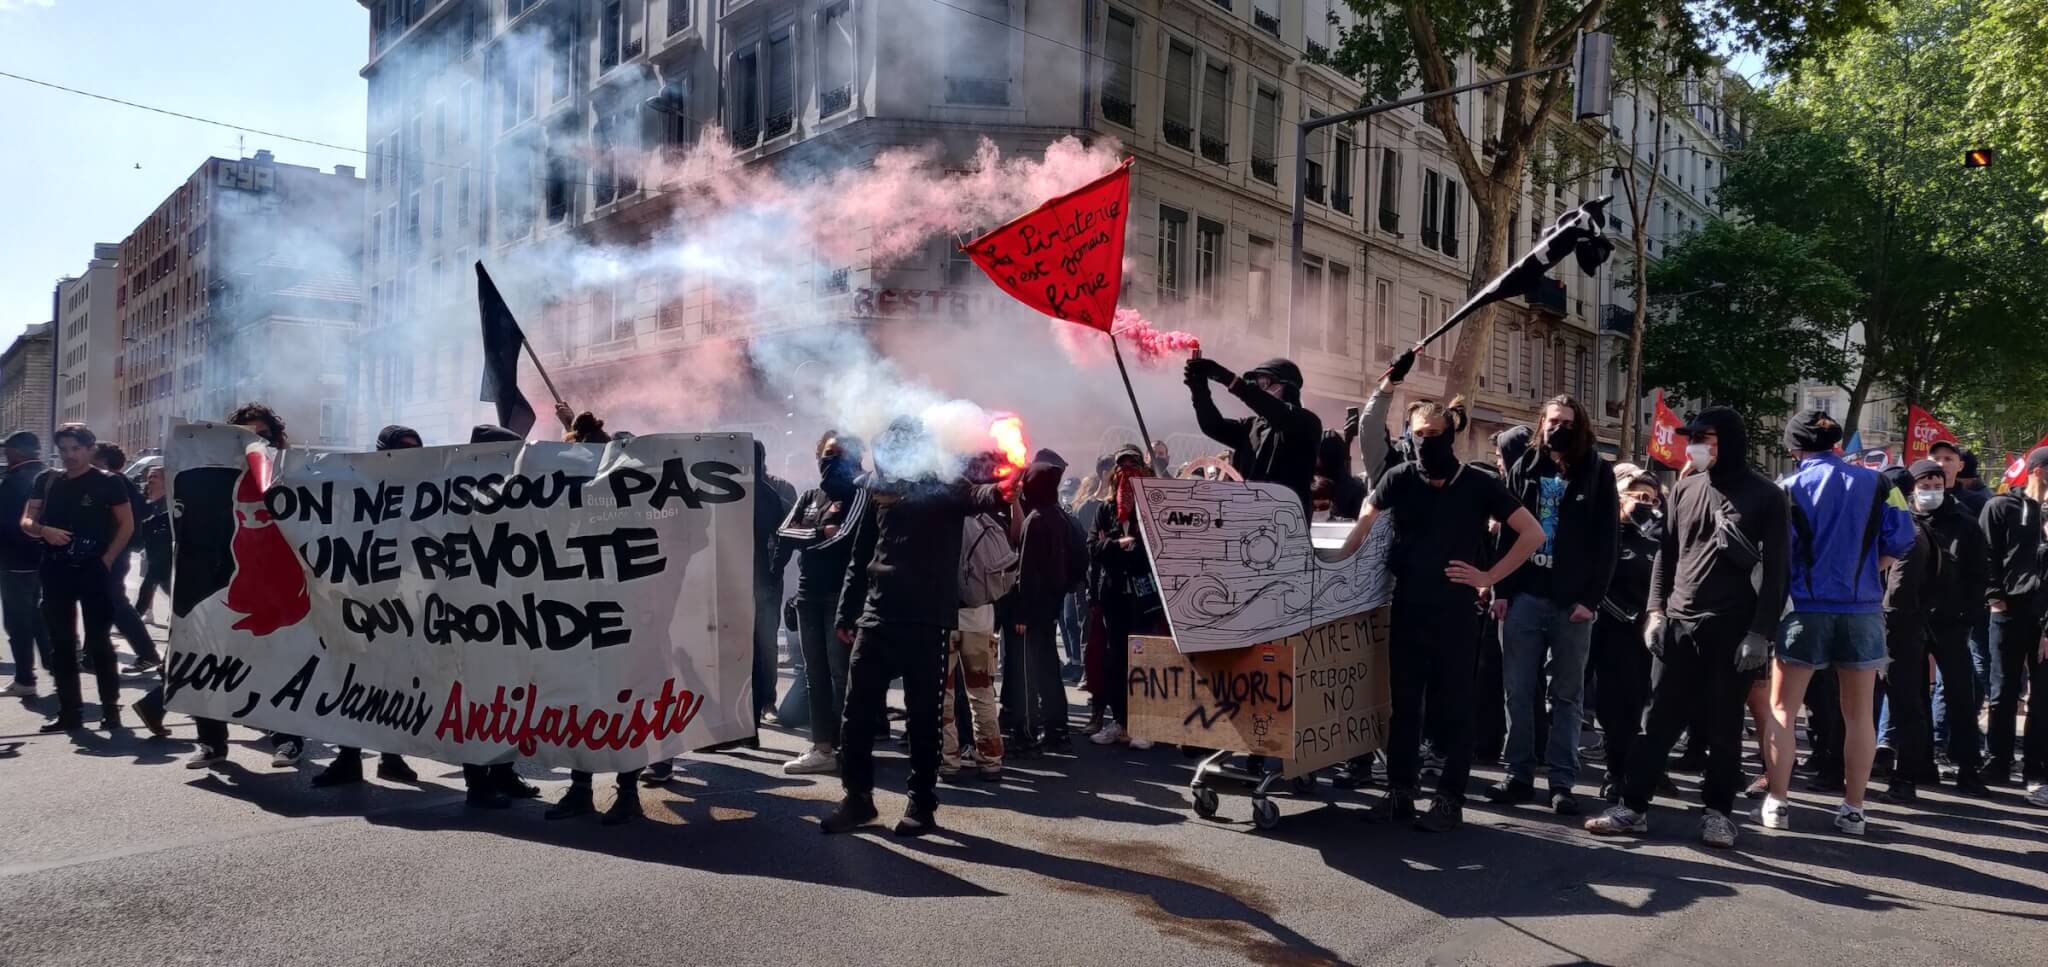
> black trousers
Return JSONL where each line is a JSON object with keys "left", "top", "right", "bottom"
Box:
{"left": 106, "top": 552, "right": 159, "bottom": 664}
{"left": 1883, "top": 610, "right": 1933, "bottom": 784}
{"left": 1000, "top": 613, "right": 1067, "bottom": 739}
{"left": 1808, "top": 668, "right": 1844, "bottom": 774}
{"left": 1472, "top": 613, "right": 1506, "bottom": 763}
{"left": 1987, "top": 601, "right": 2047, "bottom": 780}
{"left": 1590, "top": 611, "right": 1652, "bottom": 785}
{"left": 568, "top": 769, "right": 642, "bottom": 789}
{"left": 1387, "top": 595, "right": 1481, "bottom": 803}
{"left": 44, "top": 561, "right": 119, "bottom": 719}
{"left": 1623, "top": 613, "right": 1752, "bottom": 814}
{"left": 1926, "top": 617, "right": 1983, "bottom": 774}
{"left": 840, "top": 623, "right": 947, "bottom": 814}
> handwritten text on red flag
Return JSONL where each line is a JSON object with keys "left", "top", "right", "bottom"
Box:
{"left": 964, "top": 159, "right": 1132, "bottom": 331}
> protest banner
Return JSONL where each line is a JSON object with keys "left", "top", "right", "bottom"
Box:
{"left": 161, "top": 423, "right": 755, "bottom": 772}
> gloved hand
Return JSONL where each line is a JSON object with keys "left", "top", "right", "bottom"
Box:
{"left": 1384, "top": 348, "right": 1418, "bottom": 385}
{"left": 1343, "top": 408, "right": 1362, "bottom": 441}
{"left": 1735, "top": 631, "right": 1771, "bottom": 672}
{"left": 1184, "top": 357, "right": 1233, "bottom": 387}
{"left": 1642, "top": 612, "right": 1666, "bottom": 659}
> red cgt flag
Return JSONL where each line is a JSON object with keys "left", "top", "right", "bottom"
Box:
{"left": 963, "top": 159, "right": 1133, "bottom": 331}
{"left": 1647, "top": 389, "right": 1686, "bottom": 469}
{"left": 2004, "top": 433, "right": 2048, "bottom": 488}
{"left": 1904, "top": 405, "right": 1959, "bottom": 463}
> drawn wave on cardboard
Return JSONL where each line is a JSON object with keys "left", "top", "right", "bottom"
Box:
{"left": 1131, "top": 478, "right": 1392, "bottom": 654}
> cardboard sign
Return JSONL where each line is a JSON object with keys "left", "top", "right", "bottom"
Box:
{"left": 1284, "top": 607, "right": 1392, "bottom": 778}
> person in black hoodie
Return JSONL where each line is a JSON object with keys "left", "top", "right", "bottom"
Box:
{"left": 823, "top": 416, "right": 1011, "bottom": 837}
{"left": 1586, "top": 407, "right": 1788, "bottom": 850}
{"left": 1979, "top": 446, "right": 2048, "bottom": 790}
{"left": 1489, "top": 395, "right": 1619, "bottom": 815}
{"left": 1086, "top": 445, "right": 1166, "bottom": 748}
{"left": 749, "top": 440, "right": 796, "bottom": 728}
{"left": 774, "top": 430, "right": 867, "bottom": 777}
{"left": 1312, "top": 431, "right": 1367, "bottom": 522}
{"left": 1184, "top": 355, "right": 1322, "bottom": 512}
{"left": 0, "top": 431, "right": 51, "bottom": 698}
{"left": 1901, "top": 459, "right": 1991, "bottom": 798}
{"left": 1591, "top": 470, "right": 1663, "bottom": 804}
{"left": 1004, "top": 459, "right": 1076, "bottom": 748}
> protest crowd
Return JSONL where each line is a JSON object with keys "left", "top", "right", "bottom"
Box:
{"left": 6, "top": 342, "right": 2046, "bottom": 849}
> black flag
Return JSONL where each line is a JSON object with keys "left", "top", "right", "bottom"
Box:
{"left": 475, "top": 262, "right": 536, "bottom": 437}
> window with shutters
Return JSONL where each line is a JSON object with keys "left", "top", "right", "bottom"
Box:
{"left": 1377, "top": 148, "right": 1400, "bottom": 233}
{"left": 728, "top": 48, "right": 760, "bottom": 146}
{"left": 1102, "top": 9, "right": 1136, "bottom": 128}
{"left": 1200, "top": 61, "right": 1229, "bottom": 163}
{"left": 946, "top": 0, "right": 1009, "bottom": 105}
{"left": 1194, "top": 218, "right": 1223, "bottom": 308}
{"left": 1327, "top": 263, "right": 1351, "bottom": 356}
{"left": 1157, "top": 206, "right": 1188, "bottom": 303}
{"left": 1247, "top": 235, "right": 1275, "bottom": 333}
{"left": 1251, "top": 84, "right": 1279, "bottom": 184}
{"left": 1421, "top": 170, "right": 1441, "bottom": 250}
{"left": 1162, "top": 41, "right": 1194, "bottom": 149}
{"left": 765, "top": 29, "right": 795, "bottom": 138}
{"left": 818, "top": 3, "right": 854, "bottom": 117}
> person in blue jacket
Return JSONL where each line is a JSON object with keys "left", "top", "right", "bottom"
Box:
{"left": 1761, "top": 410, "right": 1916, "bottom": 838}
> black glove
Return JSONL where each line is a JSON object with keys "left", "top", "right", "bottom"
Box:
{"left": 1184, "top": 357, "right": 1232, "bottom": 390}
{"left": 1384, "top": 348, "right": 1417, "bottom": 384}
{"left": 1342, "top": 409, "right": 1362, "bottom": 442}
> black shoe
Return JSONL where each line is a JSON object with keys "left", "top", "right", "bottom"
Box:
{"left": 601, "top": 792, "right": 643, "bottom": 826}
{"left": 545, "top": 787, "right": 596, "bottom": 820}
{"left": 1872, "top": 747, "right": 1895, "bottom": 779}
{"left": 465, "top": 789, "right": 511, "bottom": 810}
{"left": 100, "top": 706, "right": 124, "bottom": 731}
{"left": 1953, "top": 774, "right": 1993, "bottom": 798}
{"left": 1363, "top": 790, "right": 1416, "bottom": 824}
{"left": 893, "top": 806, "right": 938, "bottom": 837}
{"left": 376, "top": 756, "right": 418, "bottom": 783}
{"left": 1876, "top": 781, "right": 1917, "bottom": 805}
{"left": 820, "top": 797, "right": 880, "bottom": 834}
{"left": 1599, "top": 781, "right": 1621, "bottom": 805}
{"left": 496, "top": 772, "right": 543, "bottom": 800}
{"left": 1673, "top": 749, "right": 1709, "bottom": 773}
{"left": 135, "top": 700, "right": 169, "bottom": 738}
{"left": 312, "top": 759, "right": 365, "bottom": 788}
{"left": 640, "top": 762, "right": 674, "bottom": 786}
{"left": 1550, "top": 790, "right": 1581, "bottom": 815}
{"left": 1414, "top": 797, "right": 1463, "bottom": 832}
{"left": 1485, "top": 779, "right": 1536, "bottom": 805}
{"left": 1806, "top": 772, "right": 1846, "bottom": 793}
{"left": 38, "top": 716, "right": 81, "bottom": 733}
{"left": 1977, "top": 762, "right": 2015, "bottom": 788}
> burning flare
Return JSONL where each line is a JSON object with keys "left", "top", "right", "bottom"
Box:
{"left": 988, "top": 415, "right": 1030, "bottom": 480}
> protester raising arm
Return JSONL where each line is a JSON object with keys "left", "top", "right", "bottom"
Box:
{"left": 1184, "top": 358, "right": 1251, "bottom": 456}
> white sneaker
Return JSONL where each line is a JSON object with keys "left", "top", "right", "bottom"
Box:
{"left": 1090, "top": 722, "right": 1126, "bottom": 745}
{"left": 1129, "top": 737, "right": 1155, "bottom": 750}
{"left": 2025, "top": 784, "right": 2048, "bottom": 808}
{"left": 783, "top": 748, "right": 839, "bottom": 775}
{"left": 271, "top": 740, "right": 302, "bottom": 768}
{"left": 1760, "top": 794, "right": 1792, "bottom": 830}
{"left": 185, "top": 748, "right": 225, "bottom": 769}
{"left": 1, "top": 681, "right": 33, "bottom": 697}
{"left": 1834, "top": 802, "right": 1867, "bottom": 836}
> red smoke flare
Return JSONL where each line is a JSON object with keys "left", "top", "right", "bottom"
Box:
{"left": 1110, "top": 308, "right": 1201, "bottom": 365}
{"left": 989, "top": 415, "right": 1030, "bottom": 481}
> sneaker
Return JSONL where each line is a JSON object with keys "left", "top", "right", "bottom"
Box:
{"left": 2, "top": 681, "right": 34, "bottom": 697}
{"left": 185, "top": 746, "right": 226, "bottom": 769}
{"left": 376, "top": 756, "right": 418, "bottom": 783}
{"left": 1584, "top": 805, "right": 1649, "bottom": 836}
{"left": 640, "top": 762, "right": 675, "bottom": 786}
{"left": 1549, "top": 789, "right": 1581, "bottom": 815}
{"left": 1977, "top": 761, "right": 2015, "bottom": 788}
{"left": 1413, "top": 797, "right": 1463, "bottom": 833}
{"left": 893, "top": 806, "right": 938, "bottom": 837}
{"left": 125, "top": 657, "right": 163, "bottom": 674}
{"left": 1129, "top": 737, "right": 1155, "bottom": 751}
{"left": 271, "top": 740, "right": 302, "bottom": 767}
{"left": 1485, "top": 779, "right": 1536, "bottom": 805}
{"left": 939, "top": 763, "right": 965, "bottom": 781}
{"left": 100, "top": 705, "right": 125, "bottom": 731}
{"left": 2025, "top": 784, "right": 2048, "bottom": 808}
{"left": 544, "top": 787, "right": 595, "bottom": 820}
{"left": 1760, "top": 794, "right": 1792, "bottom": 830}
{"left": 783, "top": 748, "right": 840, "bottom": 775}
{"left": 1363, "top": 790, "right": 1416, "bottom": 824}
{"left": 1744, "top": 775, "right": 1769, "bottom": 799}
{"left": 1833, "top": 802, "right": 1867, "bottom": 836}
{"left": 1699, "top": 808, "right": 1738, "bottom": 848}
{"left": 820, "top": 797, "right": 879, "bottom": 834}
{"left": 38, "top": 716, "right": 81, "bottom": 734}
{"left": 1090, "top": 722, "right": 1126, "bottom": 745}
{"left": 1953, "top": 774, "right": 1993, "bottom": 798}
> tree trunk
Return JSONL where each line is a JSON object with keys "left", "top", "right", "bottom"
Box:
{"left": 1843, "top": 360, "right": 1877, "bottom": 444}
{"left": 1621, "top": 241, "right": 1650, "bottom": 461}
{"left": 1443, "top": 177, "right": 1518, "bottom": 452}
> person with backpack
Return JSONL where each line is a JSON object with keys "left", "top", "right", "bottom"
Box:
{"left": 1760, "top": 410, "right": 1915, "bottom": 837}
{"left": 1004, "top": 458, "right": 1081, "bottom": 750}
{"left": 1088, "top": 445, "right": 1164, "bottom": 749}
{"left": 944, "top": 508, "right": 1017, "bottom": 779}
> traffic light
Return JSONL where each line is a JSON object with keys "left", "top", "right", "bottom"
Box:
{"left": 1965, "top": 148, "right": 1997, "bottom": 168}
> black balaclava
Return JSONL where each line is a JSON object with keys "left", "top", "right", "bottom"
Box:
{"left": 1494, "top": 425, "right": 1533, "bottom": 469}
{"left": 1419, "top": 432, "right": 1460, "bottom": 479}
{"left": 818, "top": 442, "right": 862, "bottom": 500}
{"left": 376, "top": 424, "right": 422, "bottom": 451}
{"left": 1020, "top": 462, "right": 1064, "bottom": 512}
{"left": 1244, "top": 358, "right": 1304, "bottom": 405}
{"left": 1316, "top": 430, "right": 1352, "bottom": 480}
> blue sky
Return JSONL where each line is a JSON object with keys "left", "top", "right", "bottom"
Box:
{"left": 0, "top": 0, "right": 367, "bottom": 340}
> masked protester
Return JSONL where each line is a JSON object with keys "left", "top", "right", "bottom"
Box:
{"left": 312, "top": 426, "right": 425, "bottom": 789}
{"left": 22, "top": 423, "right": 134, "bottom": 736}
{"left": 1337, "top": 398, "right": 1545, "bottom": 832}
{"left": 1871, "top": 461, "right": 1946, "bottom": 805}
{"left": 1488, "top": 396, "right": 1619, "bottom": 816}
{"left": 1005, "top": 458, "right": 1078, "bottom": 749}
{"left": 1586, "top": 407, "right": 1789, "bottom": 849}
{"left": 1184, "top": 355, "right": 1322, "bottom": 512}
{"left": 1590, "top": 471, "right": 1662, "bottom": 804}
{"left": 1313, "top": 431, "right": 1367, "bottom": 522}
{"left": 822, "top": 417, "right": 1012, "bottom": 837}
{"left": 1949, "top": 447, "right": 1991, "bottom": 516}
{"left": 1759, "top": 410, "right": 1915, "bottom": 838}
{"left": 1893, "top": 461, "right": 1991, "bottom": 799}
{"left": 773, "top": 431, "right": 868, "bottom": 777}
{"left": 1088, "top": 446, "right": 1166, "bottom": 749}
{"left": 1980, "top": 446, "right": 2048, "bottom": 801}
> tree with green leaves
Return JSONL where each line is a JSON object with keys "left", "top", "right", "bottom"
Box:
{"left": 1330, "top": 0, "right": 1878, "bottom": 444}
{"left": 1638, "top": 219, "right": 1856, "bottom": 442}
{"left": 1963, "top": 0, "right": 2048, "bottom": 230}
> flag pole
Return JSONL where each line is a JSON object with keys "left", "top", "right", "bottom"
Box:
{"left": 519, "top": 339, "right": 567, "bottom": 413}
{"left": 1109, "top": 333, "right": 1154, "bottom": 454}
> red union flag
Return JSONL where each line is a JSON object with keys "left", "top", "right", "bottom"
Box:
{"left": 1904, "top": 405, "right": 1959, "bottom": 463}
{"left": 963, "top": 159, "right": 1133, "bottom": 331}
{"left": 1648, "top": 390, "right": 1686, "bottom": 469}
{"left": 2004, "top": 433, "right": 2048, "bottom": 488}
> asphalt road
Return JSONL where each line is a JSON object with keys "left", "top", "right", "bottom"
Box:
{"left": 3, "top": 631, "right": 2045, "bottom": 966}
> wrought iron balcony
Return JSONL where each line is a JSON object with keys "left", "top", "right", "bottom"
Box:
{"left": 1101, "top": 93, "right": 1134, "bottom": 127}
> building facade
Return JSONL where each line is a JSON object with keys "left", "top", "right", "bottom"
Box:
{"left": 0, "top": 323, "right": 54, "bottom": 445}
{"left": 114, "top": 151, "right": 365, "bottom": 454}
{"left": 54, "top": 243, "right": 123, "bottom": 436}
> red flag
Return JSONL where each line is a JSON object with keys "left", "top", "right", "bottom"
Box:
{"left": 2004, "top": 433, "right": 2048, "bottom": 488}
{"left": 1647, "top": 390, "right": 1686, "bottom": 469}
{"left": 963, "top": 159, "right": 1133, "bottom": 331}
{"left": 1904, "top": 405, "right": 1959, "bottom": 463}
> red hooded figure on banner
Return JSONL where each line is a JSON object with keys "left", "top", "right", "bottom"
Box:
{"left": 224, "top": 448, "right": 310, "bottom": 634}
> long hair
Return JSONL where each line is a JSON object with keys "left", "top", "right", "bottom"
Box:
{"left": 225, "top": 403, "right": 287, "bottom": 448}
{"left": 1542, "top": 395, "right": 1595, "bottom": 468}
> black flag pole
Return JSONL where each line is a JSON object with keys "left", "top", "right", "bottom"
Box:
{"left": 1109, "top": 333, "right": 1155, "bottom": 455}
{"left": 1417, "top": 195, "right": 1615, "bottom": 352}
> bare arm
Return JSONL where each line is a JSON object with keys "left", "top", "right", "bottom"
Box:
{"left": 1482, "top": 508, "right": 1546, "bottom": 585}
{"left": 1336, "top": 500, "right": 1381, "bottom": 558}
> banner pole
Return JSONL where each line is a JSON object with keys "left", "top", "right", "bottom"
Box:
{"left": 1110, "top": 333, "right": 1155, "bottom": 454}
{"left": 519, "top": 340, "right": 569, "bottom": 420}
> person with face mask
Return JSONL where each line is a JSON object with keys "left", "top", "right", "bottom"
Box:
{"left": 1337, "top": 397, "right": 1545, "bottom": 832}
{"left": 1585, "top": 407, "right": 1789, "bottom": 849}
{"left": 1184, "top": 355, "right": 1323, "bottom": 513}
{"left": 1488, "top": 396, "right": 1619, "bottom": 815}
{"left": 1590, "top": 471, "right": 1663, "bottom": 803}
{"left": 772, "top": 431, "right": 868, "bottom": 776}
{"left": 1979, "top": 446, "right": 2048, "bottom": 800}
{"left": 1902, "top": 457, "right": 1992, "bottom": 798}
{"left": 1312, "top": 431, "right": 1367, "bottom": 522}
{"left": 1087, "top": 446, "right": 1166, "bottom": 749}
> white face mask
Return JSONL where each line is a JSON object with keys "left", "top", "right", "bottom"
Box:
{"left": 1914, "top": 489, "right": 1944, "bottom": 512}
{"left": 1686, "top": 443, "right": 1714, "bottom": 469}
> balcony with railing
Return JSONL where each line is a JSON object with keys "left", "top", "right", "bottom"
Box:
{"left": 1305, "top": 176, "right": 1325, "bottom": 204}
{"left": 820, "top": 83, "right": 852, "bottom": 117}
{"left": 1253, "top": 9, "right": 1281, "bottom": 35}
{"left": 731, "top": 124, "right": 760, "bottom": 148}
{"left": 1252, "top": 158, "right": 1277, "bottom": 183}
{"left": 764, "top": 109, "right": 794, "bottom": 139}
{"left": 1163, "top": 119, "right": 1193, "bottom": 150}
{"left": 1200, "top": 135, "right": 1228, "bottom": 164}
{"left": 1601, "top": 303, "right": 1634, "bottom": 334}
{"left": 1101, "top": 93, "right": 1134, "bottom": 128}
{"left": 1333, "top": 190, "right": 1352, "bottom": 214}
{"left": 1530, "top": 276, "right": 1567, "bottom": 316}
{"left": 1305, "top": 39, "right": 1329, "bottom": 65}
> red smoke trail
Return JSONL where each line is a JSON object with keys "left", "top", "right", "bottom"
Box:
{"left": 1110, "top": 308, "right": 1201, "bottom": 365}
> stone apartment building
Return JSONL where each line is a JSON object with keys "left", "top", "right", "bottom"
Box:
{"left": 0, "top": 323, "right": 54, "bottom": 446}
{"left": 54, "top": 243, "right": 123, "bottom": 435}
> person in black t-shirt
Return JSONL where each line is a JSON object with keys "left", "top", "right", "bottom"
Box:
{"left": 1336, "top": 397, "right": 1544, "bottom": 832}
{"left": 89, "top": 443, "right": 163, "bottom": 672}
{"left": 0, "top": 430, "right": 52, "bottom": 698}
{"left": 23, "top": 423, "right": 134, "bottom": 734}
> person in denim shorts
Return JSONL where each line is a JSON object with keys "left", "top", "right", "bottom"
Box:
{"left": 1762, "top": 411, "right": 1916, "bottom": 837}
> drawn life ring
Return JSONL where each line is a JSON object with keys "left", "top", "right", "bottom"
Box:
{"left": 1177, "top": 457, "right": 1244, "bottom": 482}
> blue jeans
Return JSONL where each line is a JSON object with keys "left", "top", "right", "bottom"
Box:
{"left": 1502, "top": 593, "right": 1595, "bottom": 790}
{"left": 1777, "top": 611, "right": 1888, "bottom": 671}
{"left": 1, "top": 568, "right": 51, "bottom": 685}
